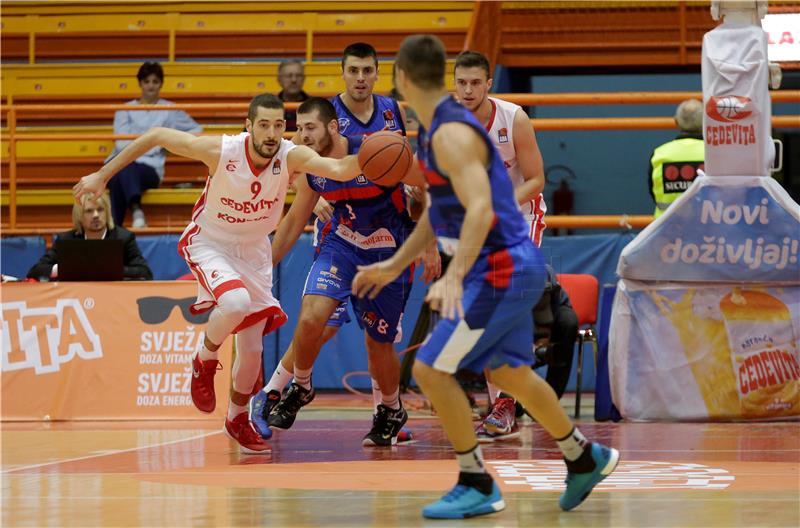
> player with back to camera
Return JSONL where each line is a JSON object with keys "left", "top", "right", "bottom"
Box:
{"left": 250, "top": 43, "right": 439, "bottom": 445}
{"left": 73, "top": 93, "right": 362, "bottom": 454}
{"left": 352, "top": 35, "right": 619, "bottom": 519}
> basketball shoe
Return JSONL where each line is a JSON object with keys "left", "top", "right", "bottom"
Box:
{"left": 191, "top": 352, "right": 221, "bottom": 413}
{"left": 559, "top": 443, "right": 620, "bottom": 511}
{"left": 475, "top": 421, "right": 520, "bottom": 443}
{"left": 224, "top": 412, "right": 271, "bottom": 454}
{"left": 362, "top": 404, "right": 408, "bottom": 447}
{"left": 268, "top": 382, "right": 315, "bottom": 430}
{"left": 480, "top": 397, "right": 520, "bottom": 440}
{"left": 249, "top": 389, "right": 281, "bottom": 439}
{"left": 422, "top": 480, "right": 505, "bottom": 519}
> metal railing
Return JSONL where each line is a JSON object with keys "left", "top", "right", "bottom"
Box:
{"left": 2, "top": 90, "right": 799, "bottom": 232}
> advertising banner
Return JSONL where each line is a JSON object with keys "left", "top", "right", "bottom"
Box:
{"left": 1, "top": 282, "right": 232, "bottom": 421}
{"left": 702, "top": 20, "right": 774, "bottom": 177}
{"left": 609, "top": 280, "right": 800, "bottom": 421}
{"left": 618, "top": 175, "right": 800, "bottom": 283}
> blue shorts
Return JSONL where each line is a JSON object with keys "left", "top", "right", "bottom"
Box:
{"left": 417, "top": 240, "right": 546, "bottom": 373}
{"left": 304, "top": 237, "right": 412, "bottom": 343}
{"left": 326, "top": 302, "right": 351, "bottom": 327}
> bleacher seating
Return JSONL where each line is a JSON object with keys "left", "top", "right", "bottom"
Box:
{"left": 0, "top": 2, "right": 472, "bottom": 63}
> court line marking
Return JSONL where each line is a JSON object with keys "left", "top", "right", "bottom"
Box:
{"left": 5, "top": 496, "right": 798, "bottom": 503}
{"left": 1, "top": 430, "right": 221, "bottom": 474}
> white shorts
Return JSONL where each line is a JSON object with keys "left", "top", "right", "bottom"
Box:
{"left": 177, "top": 223, "right": 286, "bottom": 334}
{"left": 524, "top": 194, "right": 548, "bottom": 248}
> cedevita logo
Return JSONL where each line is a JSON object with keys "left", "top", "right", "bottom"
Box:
{"left": 1, "top": 299, "right": 102, "bottom": 374}
{"left": 706, "top": 96, "right": 753, "bottom": 123}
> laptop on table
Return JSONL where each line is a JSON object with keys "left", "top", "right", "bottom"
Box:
{"left": 55, "top": 238, "right": 125, "bottom": 281}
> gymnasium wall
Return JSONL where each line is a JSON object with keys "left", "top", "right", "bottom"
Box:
{"left": 492, "top": 70, "right": 799, "bottom": 225}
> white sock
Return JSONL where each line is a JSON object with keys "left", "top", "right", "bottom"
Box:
{"left": 456, "top": 444, "right": 487, "bottom": 474}
{"left": 556, "top": 426, "right": 589, "bottom": 461}
{"left": 486, "top": 381, "right": 500, "bottom": 405}
{"left": 227, "top": 402, "right": 247, "bottom": 421}
{"left": 294, "top": 366, "right": 312, "bottom": 389}
{"left": 264, "top": 363, "right": 293, "bottom": 394}
{"left": 371, "top": 378, "right": 382, "bottom": 412}
{"left": 198, "top": 344, "right": 218, "bottom": 362}
{"left": 380, "top": 388, "right": 400, "bottom": 410}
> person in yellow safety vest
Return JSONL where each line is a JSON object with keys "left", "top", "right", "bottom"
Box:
{"left": 648, "top": 99, "right": 705, "bottom": 217}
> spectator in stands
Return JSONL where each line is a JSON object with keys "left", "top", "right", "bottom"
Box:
{"left": 277, "top": 60, "right": 310, "bottom": 131}
{"left": 106, "top": 61, "right": 202, "bottom": 228}
{"left": 27, "top": 193, "right": 153, "bottom": 281}
{"left": 648, "top": 99, "right": 704, "bottom": 217}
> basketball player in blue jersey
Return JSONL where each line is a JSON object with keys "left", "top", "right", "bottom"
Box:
{"left": 353, "top": 35, "right": 619, "bottom": 519}
{"left": 249, "top": 43, "right": 436, "bottom": 442}
{"left": 251, "top": 97, "right": 437, "bottom": 446}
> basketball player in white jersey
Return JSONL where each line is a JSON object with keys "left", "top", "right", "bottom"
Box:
{"left": 73, "top": 93, "right": 361, "bottom": 453}
{"left": 454, "top": 51, "right": 546, "bottom": 442}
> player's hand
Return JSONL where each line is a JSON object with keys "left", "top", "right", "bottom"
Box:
{"left": 353, "top": 260, "right": 402, "bottom": 300}
{"left": 313, "top": 197, "right": 334, "bottom": 222}
{"left": 416, "top": 240, "right": 441, "bottom": 284}
{"left": 425, "top": 272, "right": 464, "bottom": 320}
{"left": 72, "top": 172, "right": 106, "bottom": 204}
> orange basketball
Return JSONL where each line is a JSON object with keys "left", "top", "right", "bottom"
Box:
{"left": 357, "top": 131, "right": 413, "bottom": 187}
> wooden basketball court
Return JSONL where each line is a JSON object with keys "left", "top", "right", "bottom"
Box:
{"left": 2, "top": 394, "right": 798, "bottom": 527}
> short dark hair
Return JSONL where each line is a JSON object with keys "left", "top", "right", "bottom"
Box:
{"left": 455, "top": 50, "right": 491, "bottom": 78}
{"left": 297, "top": 97, "right": 338, "bottom": 127}
{"left": 396, "top": 35, "right": 445, "bottom": 90}
{"left": 137, "top": 61, "right": 163, "bottom": 83}
{"left": 248, "top": 93, "right": 284, "bottom": 121}
{"left": 342, "top": 42, "right": 378, "bottom": 70}
{"left": 278, "top": 59, "right": 304, "bottom": 75}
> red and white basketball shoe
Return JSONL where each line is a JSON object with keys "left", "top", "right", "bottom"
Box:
{"left": 224, "top": 412, "right": 271, "bottom": 453}
{"left": 191, "top": 353, "right": 220, "bottom": 413}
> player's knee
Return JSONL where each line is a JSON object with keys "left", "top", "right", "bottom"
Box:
{"left": 216, "top": 287, "right": 251, "bottom": 321}
{"left": 412, "top": 360, "right": 444, "bottom": 387}
{"left": 365, "top": 336, "right": 393, "bottom": 356}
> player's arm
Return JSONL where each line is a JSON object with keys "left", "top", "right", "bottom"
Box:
{"left": 272, "top": 175, "right": 320, "bottom": 265}
{"left": 512, "top": 108, "right": 545, "bottom": 206}
{"left": 287, "top": 145, "right": 360, "bottom": 182}
{"left": 435, "top": 122, "right": 495, "bottom": 281}
{"left": 400, "top": 157, "right": 427, "bottom": 187}
{"left": 73, "top": 128, "right": 220, "bottom": 203}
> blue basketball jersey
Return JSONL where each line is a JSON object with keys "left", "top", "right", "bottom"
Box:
{"left": 331, "top": 94, "right": 406, "bottom": 137}
{"left": 307, "top": 135, "right": 413, "bottom": 251}
{"left": 417, "top": 96, "right": 529, "bottom": 257}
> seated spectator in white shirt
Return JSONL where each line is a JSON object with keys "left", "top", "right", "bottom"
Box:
{"left": 27, "top": 193, "right": 153, "bottom": 281}
{"left": 106, "top": 61, "right": 202, "bottom": 228}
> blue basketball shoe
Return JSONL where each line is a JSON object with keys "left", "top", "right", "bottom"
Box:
{"left": 559, "top": 443, "right": 620, "bottom": 511}
{"left": 248, "top": 389, "right": 281, "bottom": 440}
{"left": 422, "top": 481, "right": 505, "bottom": 519}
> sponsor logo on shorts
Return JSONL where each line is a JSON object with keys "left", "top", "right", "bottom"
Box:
{"left": 335, "top": 225, "right": 397, "bottom": 250}
{"left": 362, "top": 311, "right": 377, "bottom": 327}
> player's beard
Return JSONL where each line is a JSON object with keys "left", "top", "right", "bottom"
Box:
{"left": 253, "top": 137, "right": 279, "bottom": 159}
{"left": 317, "top": 131, "right": 334, "bottom": 157}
